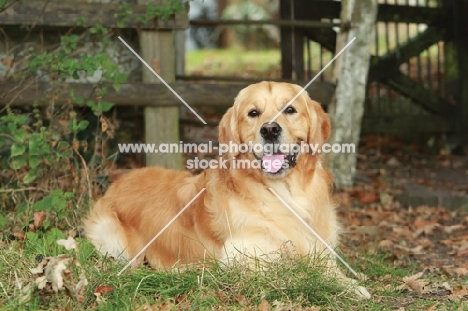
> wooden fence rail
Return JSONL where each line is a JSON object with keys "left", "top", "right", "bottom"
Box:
{"left": 0, "top": 82, "right": 335, "bottom": 108}
{"left": 0, "top": 0, "right": 188, "bottom": 29}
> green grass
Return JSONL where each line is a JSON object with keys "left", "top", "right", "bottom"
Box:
{"left": 1, "top": 233, "right": 467, "bottom": 310}
{"left": 186, "top": 48, "right": 281, "bottom": 78}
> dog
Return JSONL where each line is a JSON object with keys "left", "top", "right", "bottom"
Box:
{"left": 83, "top": 81, "right": 370, "bottom": 298}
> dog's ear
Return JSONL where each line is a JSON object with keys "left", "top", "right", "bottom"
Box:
{"left": 306, "top": 96, "right": 331, "bottom": 146}
{"left": 218, "top": 107, "right": 240, "bottom": 158}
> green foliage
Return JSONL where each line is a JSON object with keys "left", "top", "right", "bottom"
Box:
{"left": 25, "top": 228, "right": 67, "bottom": 256}
{"left": 146, "top": 0, "right": 185, "bottom": 21}
{"left": 116, "top": 3, "right": 133, "bottom": 28}
{"left": 0, "top": 0, "right": 18, "bottom": 11}
{"left": 0, "top": 4, "right": 131, "bottom": 238}
{"left": 115, "top": 0, "right": 187, "bottom": 27}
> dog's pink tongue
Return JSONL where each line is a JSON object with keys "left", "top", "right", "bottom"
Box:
{"left": 262, "top": 154, "right": 285, "bottom": 173}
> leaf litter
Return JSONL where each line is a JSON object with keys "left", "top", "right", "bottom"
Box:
{"left": 20, "top": 236, "right": 88, "bottom": 304}
{"left": 337, "top": 138, "right": 468, "bottom": 305}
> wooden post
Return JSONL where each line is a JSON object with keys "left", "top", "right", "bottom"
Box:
{"left": 327, "top": 0, "right": 378, "bottom": 187}
{"left": 138, "top": 0, "right": 182, "bottom": 169}
{"left": 454, "top": 0, "right": 468, "bottom": 145}
{"left": 279, "top": 0, "right": 304, "bottom": 80}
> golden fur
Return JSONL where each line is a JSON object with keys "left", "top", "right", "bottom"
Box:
{"left": 83, "top": 81, "right": 370, "bottom": 298}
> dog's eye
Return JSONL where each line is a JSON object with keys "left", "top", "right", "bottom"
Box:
{"left": 248, "top": 109, "right": 260, "bottom": 117}
{"left": 284, "top": 106, "right": 297, "bottom": 114}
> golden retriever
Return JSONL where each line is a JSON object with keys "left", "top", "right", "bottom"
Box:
{"left": 83, "top": 81, "right": 370, "bottom": 298}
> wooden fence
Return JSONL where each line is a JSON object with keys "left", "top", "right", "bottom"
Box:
{"left": 279, "top": 0, "right": 468, "bottom": 142}
{"left": 1, "top": 0, "right": 466, "bottom": 171}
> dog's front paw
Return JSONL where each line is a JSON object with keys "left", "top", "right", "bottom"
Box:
{"left": 340, "top": 276, "right": 371, "bottom": 300}
{"left": 354, "top": 284, "right": 371, "bottom": 300}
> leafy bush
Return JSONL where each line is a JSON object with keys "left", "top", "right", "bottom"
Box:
{"left": 0, "top": 0, "right": 185, "bottom": 239}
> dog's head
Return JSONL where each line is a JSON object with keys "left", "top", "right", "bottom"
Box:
{"left": 219, "top": 81, "right": 331, "bottom": 177}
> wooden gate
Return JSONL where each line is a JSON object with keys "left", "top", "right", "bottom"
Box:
{"left": 280, "top": 0, "right": 468, "bottom": 143}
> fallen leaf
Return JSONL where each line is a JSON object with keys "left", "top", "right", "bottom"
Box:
{"left": 94, "top": 292, "right": 107, "bottom": 305}
{"left": 94, "top": 285, "right": 114, "bottom": 294}
{"left": 1, "top": 57, "right": 13, "bottom": 67}
{"left": 357, "top": 226, "right": 379, "bottom": 236}
{"left": 100, "top": 116, "right": 115, "bottom": 138}
{"left": 14, "top": 229, "right": 25, "bottom": 241}
{"left": 449, "top": 285, "right": 468, "bottom": 302}
{"left": 413, "top": 223, "right": 439, "bottom": 238}
{"left": 33, "top": 211, "right": 46, "bottom": 228}
{"left": 397, "top": 270, "right": 431, "bottom": 295}
{"left": 74, "top": 269, "right": 88, "bottom": 303}
{"left": 258, "top": 299, "right": 270, "bottom": 311}
{"left": 45, "top": 255, "right": 72, "bottom": 293}
{"left": 35, "top": 276, "right": 47, "bottom": 290}
{"left": 378, "top": 239, "right": 394, "bottom": 251}
{"left": 386, "top": 157, "right": 401, "bottom": 166}
{"left": 57, "top": 236, "right": 78, "bottom": 250}
{"left": 443, "top": 225, "right": 464, "bottom": 234}
{"left": 406, "top": 279, "right": 428, "bottom": 295}
{"left": 355, "top": 191, "right": 379, "bottom": 204}
{"left": 30, "top": 258, "right": 50, "bottom": 275}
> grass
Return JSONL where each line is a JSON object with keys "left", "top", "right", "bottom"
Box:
{"left": 185, "top": 48, "right": 281, "bottom": 78}
{"left": 1, "top": 231, "right": 467, "bottom": 310}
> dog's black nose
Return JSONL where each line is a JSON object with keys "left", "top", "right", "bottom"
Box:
{"left": 260, "top": 122, "right": 282, "bottom": 141}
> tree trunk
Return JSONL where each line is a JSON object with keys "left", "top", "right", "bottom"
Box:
{"left": 327, "top": 0, "right": 378, "bottom": 187}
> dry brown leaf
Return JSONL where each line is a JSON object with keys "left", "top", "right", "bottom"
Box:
{"left": 1, "top": 57, "right": 13, "bottom": 67}
{"left": 72, "top": 140, "right": 80, "bottom": 151}
{"left": 14, "top": 229, "right": 25, "bottom": 241}
{"left": 68, "top": 230, "right": 78, "bottom": 238}
{"left": 403, "top": 271, "right": 424, "bottom": 282}
{"left": 357, "top": 226, "right": 379, "bottom": 236}
{"left": 395, "top": 244, "right": 425, "bottom": 254}
{"left": 449, "top": 285, "right": 468, "bottom": 302}
{"left": 413, "top": 218, "right": 436, "bottom": 228}
{"left": 378, "top": 239, "right": 394, "bottom": 251}
{"left": 100, "top": 115, "right": 109, "bottom": 133}
{"left": 443, "top": 267, "right": 468, "bottom": 278}
{"left": 355, "top": 191, "right": 379, "bottom": 204}
{"left": 443, "top": 224, "right": 464, "bottom": 234}
{"left": 258, "top": 299, "right": 271, "bottom": 311}
{"left": 379, "top": 274, "right": 392, "bottom": 281}
{"left": 405, "top": 279, "right": 428, "bottom": 295}
{"left": 413, "top": 223, "right": 439, "bottom": 238}
{"left": 94, "top": 285, "right": 114, "bottom": 294}
{"left": 100, "top": 116, "right": 115, "bottom": 138}
{"left": 33, "top": 211, "right": 46, "bottom": 228}
{"left": 235, "top": 294, "right": 248, "bottom": 306}
{"left": 397, "top": 270, "right": 431, "bottom": 295}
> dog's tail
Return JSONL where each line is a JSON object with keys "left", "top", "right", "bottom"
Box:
{"left": 83, "top": 199, "right": 128, "bottom": 260}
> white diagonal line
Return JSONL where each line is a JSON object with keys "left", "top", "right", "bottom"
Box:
{"left": 268, "top": 188, "right": 358, "bottom": 277}
{"left": 117, "top": 188, "right": 206, "bottom": 276}
{"left": 118, "top": 36, "right": 207, "bottom": 125}
{"left": 269, "top": 37, "right": 356, "bottom": 124}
